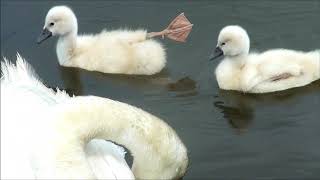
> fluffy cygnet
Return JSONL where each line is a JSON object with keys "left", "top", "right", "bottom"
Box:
{"left": 1, "top": 54, "right": 188, "bottom": 179}
{"left": 37, "top": 6, "right": 166, "bottom": 75}
{"left": 210, "top": 25, "right": 320, "bottom": 93}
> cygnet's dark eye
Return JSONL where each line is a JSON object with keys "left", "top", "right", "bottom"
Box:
{"left": 221, "top": 42, "right": 226, "bottom": 46}
{"left": 49, "top": 22, "right": 55, "bottom": 26}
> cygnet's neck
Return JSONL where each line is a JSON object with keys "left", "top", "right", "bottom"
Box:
{"left": 227, "top": 53, "right": 248, "bottom": 68}
{"left": 50, "top": 96, "right": 187, "bottom": 179}
{"left": 56, "top": 31, "right": 77, "bottom": 65}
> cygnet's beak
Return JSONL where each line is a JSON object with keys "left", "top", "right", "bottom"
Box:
{"left": 37, "top": 28, "right": 52, "bottom": 44}
{"left": 209, "top": 46, "right": 224, "bottom": 61}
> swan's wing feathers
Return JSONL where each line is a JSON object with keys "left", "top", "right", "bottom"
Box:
{"left": 86, "top": 140, "right": 134, "bottom": 179}
{"left": 269, "top": 73, "right": 293, "bottom": 81}
{"left": 1, "top": 53, "right": 40, "bottom": 84}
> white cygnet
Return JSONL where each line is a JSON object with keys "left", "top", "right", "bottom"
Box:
{"left": 210, "top": 25, "right": 320, "bottom": 93}
{"left": 37, "top": 6, "right": 166, "bottom": 75}
{"left": 1, "top": 54, "right": 188, "bottom": 179}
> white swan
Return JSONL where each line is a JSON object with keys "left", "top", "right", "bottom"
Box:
{"left": 210, "top": 25, "right": 320, "bottom": 93}
{"left": 37, "top": 6, "right": 166, "bottom": 75}
{"left": 1, "top": 54, "right": 188, "bottom": 179}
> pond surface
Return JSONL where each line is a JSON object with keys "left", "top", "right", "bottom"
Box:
{"left": 1, "top": 0, "right": 320, "bottom": 179}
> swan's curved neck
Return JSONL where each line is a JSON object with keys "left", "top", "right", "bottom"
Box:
{"left": 56, "top": 31, "right": 77, "bottom": 66}
{"left": 51, "top": 96, "right": 187, "bottom": 179}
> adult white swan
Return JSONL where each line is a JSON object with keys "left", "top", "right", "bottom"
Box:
{"left": 210, "top": 25, "right": 320, "bottom": 93}
{"left": 1, "top": 54, "right": 188, "bottom": 179}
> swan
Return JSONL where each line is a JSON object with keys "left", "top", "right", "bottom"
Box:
{"left": 210, "top": 25, "right": 320, "bottom": 93}
{"left": 1, "top": 54, "right": 188, "bottom": 179}
{"left": 37, "top": 6, "right": 193, "bottom": 75}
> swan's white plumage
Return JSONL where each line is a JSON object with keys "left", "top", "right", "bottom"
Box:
{"left": 41, "top": 6, "right": 166, "bottom": 75}
{"left": 85, "top": 140, "right": 133, "bottom": 179}
{"left": 1, "top": 54, "right": 188, "bottom": 179}
{"left": 214, "top": 25, "right": 320, "bottom": 93}
{"left": 1, "top": 55, "right": 133, "bottom": 179}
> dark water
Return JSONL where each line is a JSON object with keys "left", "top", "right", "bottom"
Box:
{"left": 1, "top": 0, "right": 320, "bottom": 179}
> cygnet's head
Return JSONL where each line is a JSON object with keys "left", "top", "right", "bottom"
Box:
{"left": 37, "top": 6, "right": 78, "bottom": 44}
{"left": 210, "top": 25, "right": 250, "bottom": 60}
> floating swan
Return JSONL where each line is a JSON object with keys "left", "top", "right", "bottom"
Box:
{"left": 1, "top": 54, "right": 188, "bottom": 179}
{"left": 37, "top": 6, "right": 193, "bottom": 75}
{"left": 210, "top": 25, "right": 320, "bottom": 93}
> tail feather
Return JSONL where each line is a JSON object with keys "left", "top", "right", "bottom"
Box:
{"left": 1, "top": 53, "right": 40, "bottom": 85}
{"left": 133, "top": 40, "right": 166, "bottom": 75}
{"left": 1, "top": 53, "right": 70, "bottom": 102}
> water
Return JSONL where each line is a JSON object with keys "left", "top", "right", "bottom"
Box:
{"left": 1, "top": 0, "right": 320, "bottom": 179}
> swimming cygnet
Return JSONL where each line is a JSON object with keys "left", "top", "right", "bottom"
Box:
{"left": 210, "top": 25, "right": 320, "bottom": 93}
{"left": 1, "top": 54, "right": 188, "bottom": 179}
{"left": 37, "top": 6, "right": 193, "bottom": 75}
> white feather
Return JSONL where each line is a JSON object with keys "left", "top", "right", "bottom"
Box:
{"left": 1, "top": 54, "right": 188, "bottom": 179}
{"left": 1, "top": 54, "right": 134, "bottom": 179}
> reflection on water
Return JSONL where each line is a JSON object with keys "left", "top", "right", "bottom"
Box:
{"left": 214, "top": 100, "right": 254, "bottom": 133}
{"left": 167, "top": 77, "right": 197, "bottom": 91}
{"left": 214, "top": 80, "right": 320, "bottom": 134}
{"left": 87, "top": 68, "right": 172, "bottom": 88}
{"left": 167, "top": 76, "right": 198, "bottom": 97}
{"left": 59, "top": 66, "right": 83, "bottom": 95}
{"left": 59, "top": 66, "right": 200, "bottom": 98}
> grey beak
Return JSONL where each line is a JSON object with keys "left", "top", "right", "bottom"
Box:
{"left": 209, "top": 46, "right": 224, "bottom": 61}
{"left": 37, "top": 28, "right": 52, "bottom": 44}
